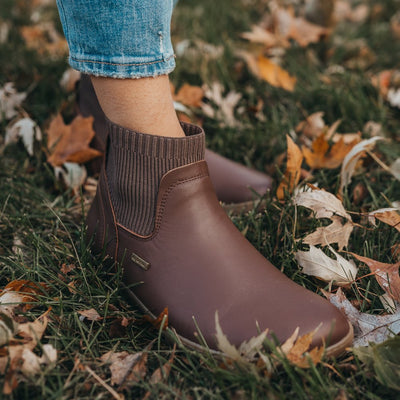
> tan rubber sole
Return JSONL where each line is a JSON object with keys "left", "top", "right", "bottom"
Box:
{"left": 125, "top": 285, "right": 354, "bottom": 359}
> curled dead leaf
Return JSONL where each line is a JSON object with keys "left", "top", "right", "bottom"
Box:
{"left": 295, "top": 245, "right": 357, "bottom": 285}
{"left": 351, "top": 254, "right": 400, "bottom": 303}
{"left": 78, "top": 308, "right": 102, "bottom": 322}
{"left": 277, "top": 135, "right": 303, "bottom": 200}
{"left": 143, "top": 307, "right": 168, "bottom": 330}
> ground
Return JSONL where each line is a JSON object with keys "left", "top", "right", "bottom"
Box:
{"left": 0, "top": 0, "right": 399, "bottom": 399}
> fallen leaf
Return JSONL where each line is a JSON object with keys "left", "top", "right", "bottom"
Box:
{"left": 149, "top": 345, "right": 175, "bottom": 384}
{"left": 293, "top": 189, "right": 354, "bottom": 249}
{"left": 47, "top": 114, "right": 102, "bottom": 167}
{"left": 302, "top": 134, "right": 359, "bottom": 169}
{"left": 21, "top": 344, "right": 57, "bottom": 376}
{"left": 324, "top": 288, "right": 400, "bottom": 346}
{"left": 379, "top": 293, "right": 397, "bottom": 314}
{"left": 202, "top": 82, "right": 242, "bottom": 127}
{"left": 256, "top": 55, "right": 296, "bottom": 91}
{"left": 54, "top": 162, "right": 87, "bottom": 192}
{"left": 101, "top": 350, "right": 146, "bottom": 386}
{"left": 20, "top": 23, "right": 68, "bottom": 58}
{"left": 173, "top": 83, "right": 204, "bottom": 107}
{"left": 0, "top": 280, "right": 45, "bottom": 315}
{"left": 278, "top": 326, "right": 324, "bottom": 368}
{"left": 0, "top": 83, "right": 26, "bottom": 121}
{"left": 296, "top": 112, "right": 326, "bottom": 138}
{"left": 339, "top": 137, "right": 384, "bottom": 195}
{"left": 60, "top": 263, "right": 75, "bottom": 274}
{"left": 0, "top": 313, "right": 18, "bottom": 347}
{"left": 302, "top": 216, "right": 354, "bottom": 251}
{"left": 351, "top": 254, "right": 400, "bottom": 303}
{"left": 215, "top": 312, "right": 268, "bottom": 363}
{"left": 241, "top": 25, "right": 283, "bottom": 48}
{"left": 387, "top": 88, "right": 400, "bottom": 109}
{"left": 277, "top": 135, "right": 303, "bottom": 200}
{"left": 143, "top": 307, "right": 168, "bottom": 330}
{"left": 5, "top": 117, "right": 42, "bottom": 156}
{"left": 78, "top": 308, "right": 102, "bottom": 322}
{"left": 295, "top": 245, "right": 358, "bottom": 285}
{"left": 293, "top": 188, "right": 352, "bottom": 219}
{"left": 60, "top": 68, "right": 81, "bottom": 92}
{"left": 354, "top": 336, "right": 400, "bottom": 391}
{"left": 371, "top": 209, "right": 400, "bottom": 233}
{"left": 273, "top": 6, "right": 329, "bottom": 47}
{"left": 334, "top": 1, "right": 370, "bottom": 24}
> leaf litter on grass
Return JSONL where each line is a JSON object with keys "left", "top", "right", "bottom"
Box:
{"left": 1, "top": 0, "right": 400, "bottom": 397}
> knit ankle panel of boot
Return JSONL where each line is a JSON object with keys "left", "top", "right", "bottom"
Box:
{"left": 106, "top": 121, "right": 206, "bottom": 236}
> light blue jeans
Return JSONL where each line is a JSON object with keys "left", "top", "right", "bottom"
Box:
{"left": 56, "top": 0, "right": 179, "bottom": 78}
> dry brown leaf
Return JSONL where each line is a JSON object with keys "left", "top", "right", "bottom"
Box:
{"left": 256, "top": 56, "right": 296, "bottom": 91}
{"left": 372, "top": 210, "right": 400, "bottom": 233}
{"left": 0, "top": 82, "right": 26, "bottom": 121}
{"left": 324, "top": 288, "right": 400, "bottom": 347}
{"left": 351, "top": 254, "right": 400, "bottom": 303}
{"left": 288, "top": 15, "right": 329, "bottom": 47}
{"left": 60, "top": 263, "right": 75, "bottom": 274}
{"left": 173, "top": 83, "right": 204, "bottom": 108}
{"left": 302, "top": 134, "right": 359, "bottom": 169}
{"left": 302, "top": 216, "right": 354, "bottom": 251}
{"left": 143, "top": 307, "right": 168, "bottom": 330}
{"left": 279, "top": 327, "right": 324, "bottom": 368}
{"left": 295, "top": 245, "right": 358, "bottom": 285}
{"left": 20, "top": 23, "right": 68, "bottom": 58}
{"left": 334, "top": 1, "right": 370, "bottom": 24}
{"left": 293, "top": 189, "right": 353, "bottom": 249}
{"left": 339, "top": 137, "right": 384, "bottom": 196}
{"left": 296, "top": 112, "right": 326, "bottom": 138}
{"left": 78, "top": 308, "right": 102, "bottom": 322}
{"left": 272, "top": 6, "right": 329, "bottom": 47}
{"left": 47, "top": 114, "right": 102, "bottom": 167}
{"left": 0, "top": 280, "right": 45, "bottom": 314}
{"left": 60, "top": 68, "right": 81, "bottom": 92}
{"left": 149, "top": 345, "right": 175, "bottom": 384}
{"left": 371, "top": 70, "right": 394, "bottom": 98}
{"left": 101, "top": 350, "right": 147, "bottom": 386}
{"left": 241, "top": 25, "right": 284, "bottom": 48}
{"left": 277, "top": 135, "right": 303, "bottom": 200}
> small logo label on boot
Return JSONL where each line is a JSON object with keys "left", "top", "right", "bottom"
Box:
{"left": 131, "top": 252, "right": 150, "bottom": 271}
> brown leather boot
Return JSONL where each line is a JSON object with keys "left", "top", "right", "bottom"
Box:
{"left": 78, "top": 74, "right": 272, "bottom": 209}
{"left": 86, "top": 119, "right": 353, "bottom": 356}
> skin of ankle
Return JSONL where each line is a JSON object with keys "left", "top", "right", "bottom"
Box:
{"left": 91, "top": 75, "right": 185, "bottom": 138}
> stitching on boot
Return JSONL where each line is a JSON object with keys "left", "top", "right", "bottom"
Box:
{"left": 102, "top": 169, "right": 120, "bottom": 260}
{"left": 117, "top": 172, "right": 209, "bottom": 240}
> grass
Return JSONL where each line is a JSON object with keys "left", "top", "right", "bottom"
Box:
{"left": 1, "top": 0, "right": 400, "bottom": 398}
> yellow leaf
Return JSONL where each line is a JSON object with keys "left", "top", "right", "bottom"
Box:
{"left": 277, "top": 135, "right": 303, "bottom": 200}
{"left": 303, "top": 134, "right": 360, "bottom": 169}
{"left": 256, "top": 56, "right": 296, "bottom": 92}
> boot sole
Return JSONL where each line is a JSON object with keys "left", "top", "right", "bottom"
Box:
{"left": 124, "top": 284, "right": 354, "bottom": 359}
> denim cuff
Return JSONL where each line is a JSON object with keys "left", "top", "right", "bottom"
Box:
{"left": 57, "top": 0, "right": 176, "bottom": 78}
{"left": 68, "top": 54, "right": 176, "bottom": 79}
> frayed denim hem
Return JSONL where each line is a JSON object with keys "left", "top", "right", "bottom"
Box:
{"left": 69, "top": 54, "right": 176, "bottom": 79}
